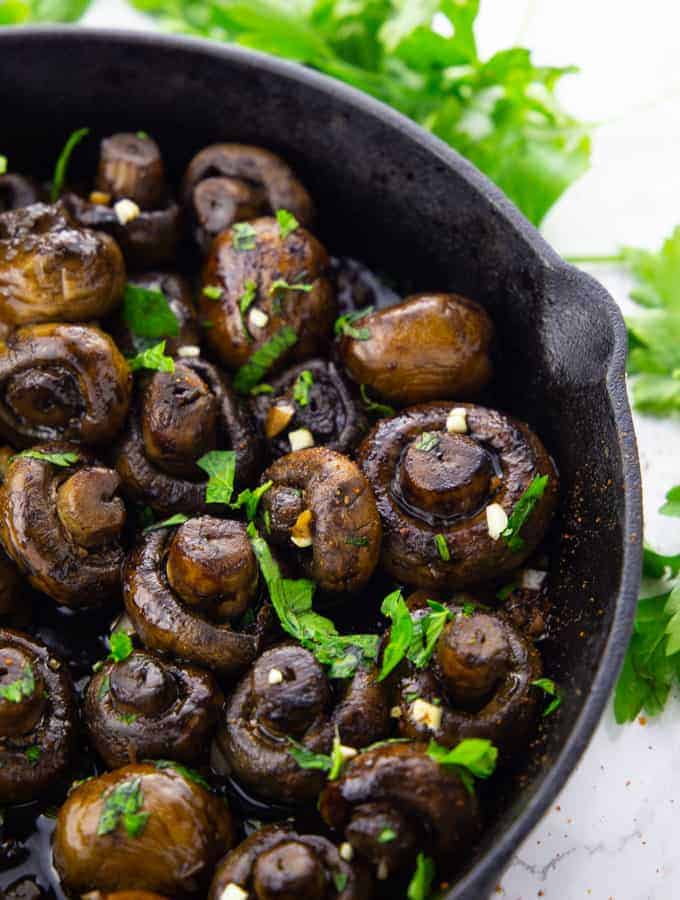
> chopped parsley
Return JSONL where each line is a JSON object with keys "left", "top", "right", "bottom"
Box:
{"left": 233, "top": 326, "right": 298, "bottom": 394}
{"left": 287, "top": 739, "right": 332, "bottom": 772}
{"left": 277, "top": 208, "right": 300, "bottom": 239}
{"left": 0, "top": 155, "right": 7, "bottom": 176}
{"left": 0, "top": 665, "right": 35, "bottom": 703}
{"left": 197, "top": 449, "right": 236, "bottom": 505}
{"left": 532, "top": 678, "right": 562, "bottom": 716}
{"left": 293, "top": 369, "right": 313, "bottom": 406}
{"left": 97, "top": 674, "right": 111, "bottom": 701}
{"left": 250, "top": 383, "right": 274, "bottom": 396}
{"left": 203, "top": 284, "right": 223, "bottom": 300}
{"left": 123, "top": 284, "right": 180, "bottom": 339}
{"left": 143, "top": 513, "right": 189, "bottom": 533}
{"left": 378, "top": 592, "right": 452, "bottom": 680}
{"left": 108, "top": 631, "right": 134, "bottom": 663}
{"left": 127, "top": 341, "right": 175, "bottom": 374}
{"left": 333, "top": 871, "right": 348, "bottom": 892}
{"left": 407, "top": 853, "right": 436, "bottom": 900}
{"left": 232, "top": 222, "right": 257, "bottom": 250}
{"left": 116, "top": 711, "right": 139, "bottom": 725}
{"left": 427, "top": 737, "right": 498, "bottom": 794}
{"left": 153, "top": 759, "right": 210, "bottom": 791}
{"left": 51, "top": 126, "right": 89, "bottom": 202}
{"left": 230, "top": 480, "right": 273, "bottom": 521}
{"left": 239, "top": 279, "right": 257, "bottom": 315}
{"left": 434, "top": 533, "right": 450, "bottom": 561}
{"left": 502, "top": 474, "right": 549, "bottom": 551}
{"left": 414, "top": 432, "right": 439, "bottom": 452}
{"left": 269, "top": 278, "right": 313, "bottom": 296}
{"left": 15, "top": 449, "right": 79, "bottom": 468}
{"left": 359, "top": 384, "right": 395, "bottom": 417}
{"left": 378, "top": 828, "right": 397, "bottom": 843}
{"left": 97, "top": 776, "right": 149, "bottom": 839}
{"left": 334, "top": 307, "right": 373, "bottom": 341}
{"left": 346, "top": 534, "right": 369, "bottom": 547}
{"left": 25, "top": 746, "right": 41, "bottom": 767}
{"left": 462, "top": 601, "right": 476, "bottom": 617}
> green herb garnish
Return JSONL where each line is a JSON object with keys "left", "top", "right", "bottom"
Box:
{"left": 378, "top": 827, "right": 397, "bottom": 843}
{"left": 203, "top": 284, "right": 223, "bottom": 300}
{"left": 277, "top": 208, "right": 300, "bottom": 239}
{"left": 269, "top": 278, "right": 313, "bottom": 296}
{"left": 25, "top": 746, "right": 41, "bottom": 766}
{"left": 15, "top": 449, "right": 79, "bottom": 468}
{"left": 293, "top": 369, "right": 313, "bottom": 406}
{"left": 230, "top": 480, "right": 273, "bottom": 521}
{"left": 287, "top": 739, "right": 332, "bottom": 772}
{"left": 434, "top": 533, "right": 450, "bottom": 561}
{"left": 414, "top": 432, "right": 439, "bottom": 452}
{"left": 0, "top": 155, "right": 7, "bottom": 175}
{"left": 232, "top": 222, "right": 257, "bottom": 250}
{"left": 427, "top": 737, "right": 498, "bottom": 794}
{"left": 97, "top": 776, "right": 149, "bottom": 839}
{"left": 123, "top": 283, "right": 180, "bottom": 339}
{"left": 359, "top": 384, "right": 395, "bottom": 417}
{"left": 532, "top": 678, "right": 562, "bottom": 716}
{"left": 127, "top": 341, "right": 175, "bottom": 374}
{"left": 501, "top": 474, "right": 549, "bottom": 551}
{"left": 117, "top": 711, "right": 139, "bottom": 725}
{"left": 136, "top": 131, "right": 149, "bottom": 139}
{"left": 143, "top": 513, "right": 189, "bottom": 533}
{"left": 379, "top": 593, "right": 452, "bottom": 680}
{"left": 0, "top": 665, "right": 35, "bottom": 703}
{"left": 197, "top": 449, "right": 236, "bottom": 505}
{"left": 238, "top": 279, "right": 257, "bottom": 315}
{"left": 153, "top": 759, "right": 211, "bottom": 790}
{"left": 108, "top": 631, "right": 133, "bottom": 663}
{"left": 97, "top": 674, "right": 111, "bottom": 701}
{"left": 334, "top": 307, "right": 373, "bottom": 341}
{"left": 333, "top": 871, "right": 348, "bottom": 892}
{"left": 233, "top": 326, "right": 298, "bottom": 394}
{"left": 661, "top": 486, "right": 680, "bottom": 517}
{"left": 51, "top": 126, "right": 89, "bottom": 202}
{"left": 250, "top": 383, "right": 274, "bottom": 396}
{"left": 346, "top": 534, "right": 369, "bottom": 547}
{"left": 407, "top": 852, "right": 436, "bottom": 900}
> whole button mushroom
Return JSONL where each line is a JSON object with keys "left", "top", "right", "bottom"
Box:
{"left": 0, "top": 323, "right": 132, "bottom": 448}
{"left": 199, "top": 217, "right": 336, "bottom": 375}
{"left": 123, "top": 517, "right": 268, "bottom": 678}
{"left": 182, "top": 144, "right": 315, "bottom": 253}
{"left": 358, "top": 402, "right": 558, "bottom": 589}
{"left": 53, "top": 763, "right": 235, "bottom": 897}
{"left": 208, "top": 825, "right": 372, "bottom": 900}
{"left": 85, "top": 649, "right": 223, "bottom": 768}
{"left": 0, "top": 203, "right": 125, "bottom": 328}
{"left": 115, "top": 356, "right": 261, "bottom": 517}
{"left": 338, "top": 293, "right": 494, "bottom": 406}
{"left": 257, "top": 448, "right": 381, "bottom": 594}
{"left": 0, "top": 172, "right": 43, "bottom": 213}
{"left": 0, "top": 443, "right": 127, "bottom": 607}
{"left": 0, "top": 629, "right": 76, "bottom": 804}
{"left": 217, "top": 643, "right": 390, "bottom": 806}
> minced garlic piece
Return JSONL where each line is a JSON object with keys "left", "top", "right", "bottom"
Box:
{"left": 113, "top": 198, "right": 141, "bottom": 225}
{"left": 177, "top": 345, "right": 200, "bottom": 358}
{"left": 390, "top": 705, "right": 402, "bottom": 718}
{"left": 486, "top": 503, "right": 508, "bottom": 541}
{"left": 288, "top": 427, "right": 315, "bottom": 452}
{"left": 219, "top": 884, "right": 248, "bottom": 900}
{"left": 248, "top": 307, "right": 269, "bottom": 329}
{"left": 446, "top": 407, "right": 468, "bottom": 434}
{"left": 410, "top": 698, "right": 442, "bottom": 731}
{"left": 339, "top": 842, "right": 354, "bottom": 861}
{"left": 267, "top": 668, "right": 283, "bottom": 685}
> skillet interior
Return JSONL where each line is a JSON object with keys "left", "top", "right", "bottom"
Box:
{"left": 0, "top": 28, "right": 642, "bottom": 898}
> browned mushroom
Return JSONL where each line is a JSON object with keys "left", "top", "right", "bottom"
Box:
{"left": 0, "top": 323, "right": 131, "bottom": 448}
{"left": 208, "top": 825, "right": 372, "bottom": 900}
{"left": 216, "top": 643, "right": 390, "bottom": 806}
{"left": 182, "top": 144, "right": 314, "bottom": 252}
{"left": 258, "top": 448, "right": 381, "bottom": 594}
{"left": 0, "top": 550, "right": 24, "bottom": 619}
{"left": 199, "top": 217, "right": 336, "bottom": 375}
{"left": 123, "top": 517, "right": 269, "bottom": 677}
{"left": 96, "top": 133, "right": 166, "bottom": 210}
{"left": 53, "top": 763, "right": 235, "bottom": 897}
{"left": 0, "top": 628, "right": 76, "bottom": 804}
{"left": 115, "top": 357, "right": 261, "bottom": 517}
{"left": 319, "top": 741, "right": 480, "bottom": 879}
{"left": 338, "top": 294, "right": 494, "bottom": 405}
{"left": 0, "top": 443, "right": 127, "bottom": 607}
{"left": 251, "top": 359, "right": 367, "bottom": 460}
{"left": 82, "top": 893, "right": 170, "bottom": 900}
{"left": 0, "top": 203, "right": 125, "bottom": 328}
{"left": 85, "top": 649, "right": 223, "bottom": 768}
{"left": 358, "top": 402, "right": 558, "bottom": 589}
{"left": 0, "top": 174, "right": 43, "bottom": 213}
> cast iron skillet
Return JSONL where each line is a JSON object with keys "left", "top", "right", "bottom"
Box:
{"left": 0, "top": 28, "right": 642, "bottom": 898}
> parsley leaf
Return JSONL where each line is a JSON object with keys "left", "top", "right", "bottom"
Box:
{"left": 427, "top": 737, "right": 498, "bottom": 794}
{"left": 277, "top": 208, "right": 299, "bottom": 239}
{"left": 414, "top": 432, "right": 439, "bottom": 452}
{"left": 0, "top": 664, "right": 35, "bottom": 703}
{"left": 293, "top": 369, "right": 313, "bottom": 406}
{"left": 288, "top": 739, "right": 331, "bottom": 772}
{"left": 238, "top": 279, "right": 257, "bottom": 314}
{"left": 233, "top": 326, "right": 298, "bottom": 393}
{"left": 532, "top": 677, "right": 562, "bottom": 716}
{"left": 501, "top": 474, "right": 549, "bottom": 552}
{"left": 269, "top": 278, "right": 313, "bottom": 296}
{"left": 232, "top": 222, "right": 257, "bottom": 250}
{"left": 143, "top": 513, "right": 189, "bottom": 533}
{"left": 16, "top": 449, "right": 79, "bottom": 467}
{"left": 123, "top": 283, "right": 179, "bottom": 339}
{"left": 346, "top": 534, "right": 369, "bottom": 547}
{"left": 359, "top": 384, "right": 395, "bottom": 418}
{"left": 407, "top": 852, "right": 436, "bottom": 900}
{"left": 333, "top": 872, "right": 348, "bottom": 892}
{"left": 127, "top": 341, "right": 175, "bottom": 374}
{"left": 378, "top": 827, "right": 396, "bottom": 843}
{"left": 25, "top": 745, "right": 41, "bottom": 766}
{"left": 197, "top": 449, "right": 236, "bottom": 505}
{"left": 434, "top": 533, "right": 450, "bottom": 561}
{"left": 379, "top": 593, "right": 452, "bottom": 679}
{"left": 661, "top": 485, "right": 680, "bottom": 517}
{"left": 230, "top": 480, "right": 273, "bottom": 521}
{"left": 108, "top": 631, "right": 133, "bottom": 663}
{"left": 334, "top": 307, "right": 373, "bottom": 341}
{"left": 153, "top": 759, "right": 210, "bottom": 791}
{"left": 0, "top": 155, "right": 7, "bottom": 175}
{"left": 203, "top": 284, "right": 223, "bottom": 300}
{"left": 97, "top": 776, "right": 149, "bottom": 839}
{"left": 51, "top": 126, "right": 89, "bottom": 202}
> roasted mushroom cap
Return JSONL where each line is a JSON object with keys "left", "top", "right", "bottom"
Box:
{"left": 252, "top": 359, "right": 367, "bottom": 460}
{"left": 199, "top": 217, "right": 336, "bottom": 372}
{"left": 338, "top": 293, "right": 494, "bottom": 405}
{"left": 0, "top": 174, "right": 43, "bottom": 213}
{"left": 85, "top": 649, "right": 223, "bottom": 768}
{"left": 0, "top": 443, "right": 127, "bottom": 606}
{"left": 389, "top": 596, "right": 542, "bottom": 756}
{"left": 182, "top": 144, "right": 314, "bottom": 252}
{"left": 208, "top": 825, "right": 372, "bottom": 900}
{"left": 259, "top": 448, "right": 381, "bottom": 594}
{"left": 0, "top": 203, "right": 125, "bottom": 327}
{"left": 358, "top": 402, "right": 558, "bottom": 589}
{"left": 0, "top": 323, "right": 132, "bottom": 448}
{"left": 115, "top": 357, "right": 261, "bottom": 517}
{"left": 217, "top": 643, "right": 389, "bottom": 806}
{"left": 123, "top": 518, "right": 266, "bottom": 677}
{"left": 319, "top": 742, "right": 480, "bottom": 878}
{"left": 96, "top": 133, "right": 166, "bottom": 210}
{"left": 0, "top": 628, "right": 76, "bottom": 804}
{"left": 53, "top": 763, "right": 235, "bottom": 897}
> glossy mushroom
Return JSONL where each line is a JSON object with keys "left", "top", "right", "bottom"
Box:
{"left": 338, "top": 293, "right": 494, "bottom": 405}
{"left": 0, "top": 173, "right": 43, "bottom": 213}
{"left": 123, "top": 517, "right": 267, "bottom": 677}
{"left": 388, "top": 596, "right": 542, "bottom": 756}
{"left": 182, "top": 143, "right": 314, "bottom": 252}
{"left": 62, "top": 133, "right": 180, "bottom": 269}
{"left": 115, "top": 357, "right": 261, "bottom": 517}
{"left": 85, "top": 649, "right": 223, "bottom": 768}
{"left": 208, "top": 825, "right": 372, "bottom": 900}
{"left": 0, "top": 629, "right": 76, "bottom": 804}
{"left": 216, "top": 643, "right": 390, "bottom": 806}
{"left": 53, "top": 763, "right": 235, "bottom": 897}
{"left": 319, "top": 741, "right": 480, "bottom": 879}
{"left": 0, "top": 443, "right": 127, "bottom": 606}
{"left": 199, "top": 217, "right": 336, "bottom": 372}
{"left": 0, "top": 323, "right": 131, "bottom": 448}
{"left": 252, "top": 359, "right": 367, "bottom": 459}
{"left": 358, "top": 402, "right": 558, "bottom": 589}
{"left": 0, "top": 203, "right": 125, "bottom": 327}
{"left": 258, "top": 448, "right": 381, "bottom": 594}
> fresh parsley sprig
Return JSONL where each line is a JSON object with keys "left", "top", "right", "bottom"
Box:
{"left": 51, "top": 126, "right": 89, "bottom": 202}
{"left": 15, "top": 449, "right": 79, "bottom": 468}
{"left": 123, "top": 283, "right": 179, "bottom": 340}
{"left": 0, "top": 664, "right": 35, "bottom": 703}
{"left": 426, "top": 737, "right": 498, "bottom": 794}
{"left": 334, "top": 307, "right": 373, "bottom": 341}
{"left": 378, "top": 591, "right": 453, "bottom": 681}
{"left": 97, "top": 776, "right": 149, "bottom": 839}
{"left": 233, "top": 326, "right": 298, "bottom": 394}
{"left": 502, "top": 474, "right": 549, "bottom": 552}
{"left": 127, "top": 341, "right": 175, "bottom": 374}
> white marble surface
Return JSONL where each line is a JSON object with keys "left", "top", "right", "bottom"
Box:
{"left": 78, "top": 0, "right": 680, "bottom": 895}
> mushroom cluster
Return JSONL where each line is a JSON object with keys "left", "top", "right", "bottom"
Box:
{"left": 0, "top": 131, "right": 561, "bottom": 899}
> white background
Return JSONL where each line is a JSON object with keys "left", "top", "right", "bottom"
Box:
{"left": 80, "top": 1, "right": 680, "bottom": 896}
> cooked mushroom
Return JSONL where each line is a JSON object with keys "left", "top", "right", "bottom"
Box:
{"left": 258, "top": 448, "right": 381, "bottom": 593}
{"left": 3, "top": 878, "right": 48, "bottom": 899}
{"left": 208, "top": 825, "right": 372, "bottom": 900}
{"left": 319, "top": 741, "right": 480, "bottom": 878}
{"left": 53, "top": 762, "right": 235, "bottom": 897}
{"left": 0, "top": 550, "right": 24, "bottom": 619}
{"left": 338, "top": 294, "right": 494, "bottom": 405}
{"left": 123, "top": 517, "right": 268, "bottom": 677}
{"left": 216, "top": 643, "right": 390, "bottom": 806}
{"left": 0, "top": 323, "right": 131, "bottom": 448}
{"left": 358, "top": 402, "right": 558, "bottom": 589}
{"left": 0, "top": 628, "right": 76, "bottom": 804}
{"left": 115, "top": 357, "right": 261, "bottom": 517}
{"left": 62, "top": 133, "right": 180, "bottom": 270}
{"left": 0, "top": 174, "right": 43, "bottom": 213}
{"left": 82, "top": 893, "right": 170, "bottom": 900}
{"left": 251, "top": 359, "right": 367, "bottom": 459}
{"left": 182, "top": 144, "right": 314, "bottom": 252}
{"left": 0, "top": 443, "right": 127, "bottom": 606}
{"left": 199, "top": 217, "right": 336, "bottom": 373}
{"left": 85, "top": 649, "right": 223, "bottom": 768}
{"left": 0, "top": 203, "right": 125, "bottom": 327}
{"left": 387, "top": 595, "right": 542, "bottom": 756}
